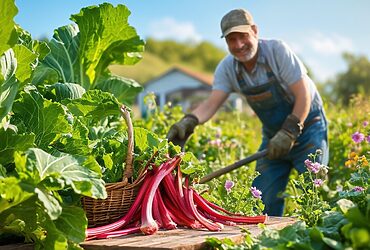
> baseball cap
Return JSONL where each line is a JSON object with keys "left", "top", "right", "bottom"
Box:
{"left": 220, "top": 9, "right": 254, "bottom": 38}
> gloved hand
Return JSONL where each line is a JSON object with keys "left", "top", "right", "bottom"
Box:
{"left": 167, "top": 114, "right": 199, "bottom": 147}
{"left": 267, "top": 114, "right": 304, "bottom": 160}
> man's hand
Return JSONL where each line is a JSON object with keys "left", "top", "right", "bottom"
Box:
{"left": 267, "top": 114, "right": 303, "bottom": 160}
{"left": 167, "top": 114, "right": 199, "bottom": 146}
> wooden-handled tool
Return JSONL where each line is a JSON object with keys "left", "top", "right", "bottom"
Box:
{"left": 198, "top": 149, "right": 267, "bottom": 184}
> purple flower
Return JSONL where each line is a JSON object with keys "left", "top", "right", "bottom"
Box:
{"left": 224, "top": 180, "right": 234, "bottom": 193}
{"left": 304, "top": 159, "right": 321, "bottom": 174}
{"left": 352, "top": 186, "right": 365, "bottom": 192}
{"left": 313, "top": 179, "right": 324, "bottom": 187}
{"left": 363, "top": 121, "right": 369, "bottom": 127}
{"left": 215, "top": 127, "right": 222, "bottom": 138}
{"left": 352, "top": 132, "right": 365, "bottom": 143}
{"left": 366, "top": 135, "right": 370, "bottom": 143}
{"left": 250, "top": 187, "right": 262, "bottom": 199}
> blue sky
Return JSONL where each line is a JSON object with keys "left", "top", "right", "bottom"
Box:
{"left": 14, "top": 0, "right": 370, "bottom": 82}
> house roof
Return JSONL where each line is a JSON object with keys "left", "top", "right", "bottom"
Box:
{"left": 144, "top": 65, "right": 214, "bottom": 87}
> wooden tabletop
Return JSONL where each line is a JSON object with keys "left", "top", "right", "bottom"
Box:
{"left": 2, "top": 217, "right": 296, "bottom": 250}
{"left": 81, "top": 216, "right": 296, "bottom": 250}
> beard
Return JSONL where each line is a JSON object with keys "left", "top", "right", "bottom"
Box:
{"left": 232, "top": 43, "right": 258, "bottom": 62}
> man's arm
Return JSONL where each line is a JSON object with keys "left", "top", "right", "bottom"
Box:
{"left": 289, "top": 75, "right": 312, "bottom": 123}
{"left": 267, "top": 75, "right": 311, "bottom": 159}
{"left": 191, "top": 90, "right": 230, "bottom": 123}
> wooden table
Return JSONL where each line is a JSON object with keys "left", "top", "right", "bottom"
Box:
{"left": 3, "top": 217, "right": 296, "bottom": 250}
{"left": 82, "top": 216, "right": 296, "bottom": 250}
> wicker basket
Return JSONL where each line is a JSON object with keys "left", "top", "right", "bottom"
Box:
{"left": 81, "top": 105, "right": 144, "bottom": 227}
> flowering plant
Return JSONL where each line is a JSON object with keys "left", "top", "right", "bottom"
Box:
{"left": 288, "top": 150, "right": 330, "bottom": 226}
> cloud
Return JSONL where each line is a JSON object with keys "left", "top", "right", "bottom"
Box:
{"left": 148, "top": 17, "right": 202, "bottom": 43}
{"left": 308, "top": 32, "right": 354, "bottom": 55}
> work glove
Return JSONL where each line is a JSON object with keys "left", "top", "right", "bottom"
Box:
{"left": 167, "top": 114, "right": 199, "bottom": 148}
{"left": 267, "top": 114, "right": 303, "bottom": 160}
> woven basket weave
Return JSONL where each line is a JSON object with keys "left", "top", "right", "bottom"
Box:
{"left": 81, "top": 105, "right": 144, "bottom": 227}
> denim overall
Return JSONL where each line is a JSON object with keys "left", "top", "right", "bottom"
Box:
{"left": 235, "top": 60, "right": 329, "bottom": 216}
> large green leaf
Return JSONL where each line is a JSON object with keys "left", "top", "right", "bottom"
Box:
{"left": 35, "top": 187, "right": 62, "bottom": 220}
{"left": 13, "top": 44, "right": 38, "bottom": 83}
{"left": 37, "top": 24, "right": 81, "bottom": 85}
{"left": 71, "top": 3, "right": 144, "bottom": 87}
{"left": 0, "top": 128, "right": 35, "bottom": 166}
{"left": 12, "top": 85, "right": 71, "bottom": 149}
{"left": 0, "top": 49, "right": 18, "bottom": 122}
{"left": 36, "top": 3, "right": 144, "bottom": 92}
{"left": 55, "top": 206, "right": 87, "bottom": 244}
{"left": 0, "top": 0, "right": 18, "bottom": 55}
{"left": 0, "top": 176, "right": 33, "bottom": 213}
{"left": 95, "top": 75, "right": 143, "bottom": 106}
{"left": 15, "top": 148, "right": 106, "bottom": 199}
{"left": 45, "top": 82, "right": 86, "bottom": 102}
{"left": 65, "top": 89, "right": 121, "bottom": 123}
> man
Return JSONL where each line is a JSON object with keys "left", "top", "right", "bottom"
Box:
{"left": 167, "top": 8, "right": 328, "bottom": 216}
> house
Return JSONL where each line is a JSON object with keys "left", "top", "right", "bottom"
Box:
{"left": 137, "top": 66, "right": 243, "bottom": 117}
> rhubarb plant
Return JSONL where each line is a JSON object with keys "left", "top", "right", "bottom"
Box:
{"left": 0, "top": 1, "right": 149, "bottom": 249}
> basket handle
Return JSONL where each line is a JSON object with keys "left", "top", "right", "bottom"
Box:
{"left": 120, "top": 105, "right": 134, "bottom": 181}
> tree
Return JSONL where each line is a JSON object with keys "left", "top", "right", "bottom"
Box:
{"left": 330, "top": 53, "right": 370, "bottom": 105}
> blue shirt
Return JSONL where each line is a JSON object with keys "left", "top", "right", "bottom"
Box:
{"left": 213, "top": 39, "right": 322, "bottom": 105}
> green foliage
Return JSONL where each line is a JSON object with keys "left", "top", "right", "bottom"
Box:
{"left": 328, "top": 53, "right": 370, "bottom": 105}
{"left": 0, "top": 1, "right": 148, "bottom": 248}
{"left": 145, "top": 37, "right": 226, "bottom": 73}
{"left": 33, "top": 2, "right": 144, "bottom": 105}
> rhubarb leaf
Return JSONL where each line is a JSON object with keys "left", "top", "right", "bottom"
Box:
{"left": 65, "top": 89, "right": 121, "bottom": 122}
{"left": 35, "top": 2, "right": 144, "bottom": 101}
{"left": 0, "top": 176, "right": 33, "bottom": 213}
{"left": 14, "top": 148, "right": 106, "bottom": 199}
{"left": 70, "top": 3, "right": 144, "bottom": 86}
{"left": 0, "top": 128, "right": 35, "bottom": 166}
{"left": 0, "top": 50, "right": 18, "bottom": 122}
{"left": 95, "top": 75, "right": 143, "bottom": 106}
{"left": 45, "top": 82, "right": 86, "bottom": 102}
{"left": 12, "top": 86, "right": 72, "bottom": 149}
{"left": 0, "top": 0, "right": 18, "bottom": 55}
{"left": 55, "top": 206, "right": 87, "bottom": 244}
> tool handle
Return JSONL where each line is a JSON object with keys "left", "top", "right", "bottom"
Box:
{"left": 198, "top": 149, "right": 267, "bottom": 184}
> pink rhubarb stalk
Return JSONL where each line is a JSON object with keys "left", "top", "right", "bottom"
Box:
{"left": 140, "top": 156, "right": 181, "bottom": 235}
{"left": 86, "top": 173, "right": 153, "bottom": 238}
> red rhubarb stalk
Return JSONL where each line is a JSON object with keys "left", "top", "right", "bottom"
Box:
{"left": 86, "top": 173, "right": 152, "bottom": 237}
{"left": 184, "top": 188, "right": 223, "bottom": 231}
{"left": 193, "top": 188, "right": 268, "bottom": 224}
{"left": 140, "top": 156, "right": 181, "bottom": 235}
{"left": 152, "top": 190, "right": 163, "bottom": 228}
{"left": 155, "top": 188, "right": 177, "bottom": 230}
{"left": 193, "top": 191, "right": 243, "bottom": 216}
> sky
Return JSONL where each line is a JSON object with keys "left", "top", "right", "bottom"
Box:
{"left": 14, "top": 0, "right": 370, "bottom": 82}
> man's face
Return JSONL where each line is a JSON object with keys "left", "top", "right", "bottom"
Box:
{"left": 225, "top": 26, "right": 258, "bottom": 62}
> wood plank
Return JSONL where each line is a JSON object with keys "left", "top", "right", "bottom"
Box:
{"left": 81, "top": 216, "right": 296, "bottom": 250}
{"left": 1, "top": 217, "right": 296, "bottom": 250}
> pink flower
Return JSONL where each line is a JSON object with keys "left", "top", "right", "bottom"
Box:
{"left": 209, "top": 139, "right": 222, "bottom": 147}
{"left": 250, "top": 187, "right": 262, "bottom": 199}
{"left": 366, "top": 135, "right": 370, "bottom": 143}
{"left": 224, "top": 180, "right": 234, "bottom": 193}
{"left": 352, "top": 186, "right": 365, "bottom": 192}
{"left": 363, "top": 121, "right": 369, "bottom": 127}
{"left": 304, "top": 159, "right": 321, "bottom": 174}
{"left": 352, "top": 132, "right": 365, "bottom": 143}
{"left": 313, "top": 179, "right": 324, "bottom": 187}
